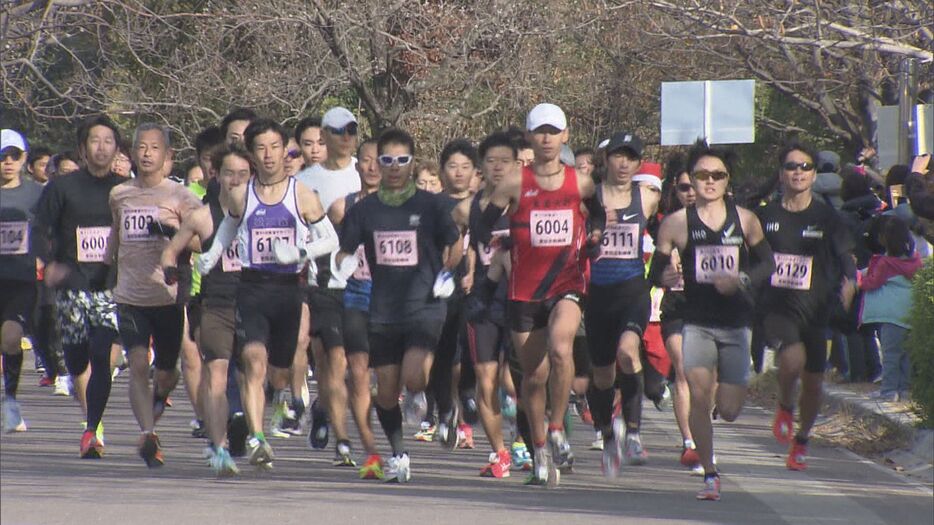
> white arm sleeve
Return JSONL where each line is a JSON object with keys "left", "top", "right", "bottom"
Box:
{"left": 195, "top": 215, "right": 237, "bottom": 274}
{"left": 305, "top": 215, "right": 339, "bottom": 260}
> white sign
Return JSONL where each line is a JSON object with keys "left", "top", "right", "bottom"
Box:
{"left": 661, "top": 80, "right": 756, "bottom": 145}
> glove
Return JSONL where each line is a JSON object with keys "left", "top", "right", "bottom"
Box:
{"left": 273, "top": 238, "right": 306, "bottom": 265}
{"left": 147, "top": 221, "right": 178, "bottom": 238}
{"left": 433, "top": 269, "right": 455, "bottom": 299}
{"left": 334, "top": 253, "right": 360, "bottom": 281}
{"left": 163, "top": 266, "right": 179, "bottom": 285}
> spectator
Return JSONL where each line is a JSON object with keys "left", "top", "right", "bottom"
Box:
{"left": 48, "top": 150, "right": 81, "bottom": 178}
{"left": 840, "top": 167, "right": 886, "bottom": 268}
{"left": 905, "top": 154, "right": 934, "bottom": 220}
{"left": 859, "top": 217, "right": 923, "bottom": 402}
{"left": 813, "top": 150, "right": 843, "bottom": 208}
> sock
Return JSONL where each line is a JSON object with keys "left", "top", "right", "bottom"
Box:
{"left": 619, "top": 371, "right": 644, "bottom": 433}
{"left": 704, "top": 471, "right": 719, "bottom": 481}
{"left": 376, "top": 404, "right": 404, "bottom": 456}
{"left": 547, "top": 422, "right": 563, "bottom": 433}
{"left": 2, "top": 353, "right": 23, "bottom": 398}
{"left": 684, "top": 438, "right": 695, "bottom": 449}
{"left": 586, "top": 384, "right": 615, "bottom": 435}
{"left": 794, "top": 435, "right": 808, "bottom": 445}
{"left": 292, "top": 394, "right": 306, "bottom": 420}
{"left": 254, "top": 430, "right": 266, "bottom": 442}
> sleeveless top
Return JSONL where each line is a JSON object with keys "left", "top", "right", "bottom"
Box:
{"left": 237, "top": 177, "right": 309, "bottom": 274}
{"left": 590, "top": 183, "right": 647, "bottom": 285}
{"left": 342, "top": 191, "right": 373, "bottom": 312}
{"left": 200, "top": 195, "right": 241, "bottom": 305}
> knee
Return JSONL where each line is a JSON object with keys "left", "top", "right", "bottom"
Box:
{"left": 127, "top": 349, "right": 150, "bottom": 376}
{"left": 404, "top": 374, "right": 427, "bottom": 394}
{"left": 591, "top": 366, "right": 615, "bottom": 390}
{"left": 719, "top": 406, "right": 741, "bottom": 422}
{"left": 548, "top": 345, "right": 572, "bottom": 370}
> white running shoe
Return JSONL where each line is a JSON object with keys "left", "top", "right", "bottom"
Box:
{"left": 590, "top": 429, "right": 604, "bottom": 451}
{"left": 3, "top": 398, "right": 27, "bottom": 433}
{"left": 53, "top": 375, "right": 72, "bottom": 396}
{"left": 384, "top": 453, "right": 411, "bottom": 483}
{"left": 402, "top": 390, "right": 427, "bottom": 428}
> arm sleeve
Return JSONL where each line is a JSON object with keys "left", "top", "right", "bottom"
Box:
{"left": 195, "top": 215, "right": 237, "bottom": 273}
{"left": 746, "top": 239, "right": 776, "bottom": 287}
{"left": 583, "top": 194, "right": 606, "bottom": 233}
{"left": 647, "top": 251, "right": 672, "bottom": 287}
{"left": 305, "top": 215, "right": 339, "bottom": 259}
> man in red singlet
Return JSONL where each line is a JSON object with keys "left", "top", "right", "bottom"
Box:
{"left": 476, "top": 103, "right": 605, "bottom": 486}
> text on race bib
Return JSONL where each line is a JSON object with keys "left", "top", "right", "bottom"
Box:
{"left": 76, "top": 226, "right": 111, "bottom": 262}
{"left": 352, "top": 244, "right": 371, "bottom": 280}
{"left": 771, "top": 252, "right": 813, "bottom": 291}
{"left": 250, "top": 228, "right": 295, "bottom": 265}
{"left": 694, "top": 245, "right": 739, "bottom": 284}
{"left": 0, "top": 221, "right": 29, "bottom": 255}
{"left": 600, "top": 223, "right": 639, "bottom": 259}
{"left": 530, "top": 209, "right": 573, "bottom": 247}
{"left": 121, "top": 207, "right": 159, "bottom": 242}
{"left": 650, "top": 286, "right": 664, "bottom": 323}
{"left": 478, "top": 229, "right": 510, "bottom": 267}
{"left": 221, "top": 239, "right": 242, "bottom": 272}
{"left": 374, "top": 230, "right": 418, "bottom": 267}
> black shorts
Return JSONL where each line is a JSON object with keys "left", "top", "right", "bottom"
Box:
{"left": 661, "top": 318, "right": 684, "bottom": 342}
{"left": 573, "top": 334, "right": 592, "bottom": 378}
{"left": 117, "top": 304, "right": 184, "bottom": 371}
{"left": 343, "top": 307, "right": 369, "bottom": 355}
{"left": 369, "top": 321, "right": 442, "bottom": 368}
{"left": 584, "top": 278, "right": 651, "bottom": 368}
{"left": 762, "top": 312, "right": 828, "bottom": 374}
{"left": 466, "top": 320, "right": 505, "bottom": 364}
{"left": 308, "top": 287, "right": 345, "bottom": 351}
{"left": 508, "top": 292, "right": 583, "bottom": 333}
{"left": 0, "top": 279, "right": 36, "bottom": 327}
{"left": 235, "top": 279, "right": 303, "bottom": 369}
{"left": 186, "top": 296, "right": 202, "bottom": 340}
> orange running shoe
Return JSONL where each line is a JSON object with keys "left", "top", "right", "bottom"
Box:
{"left": 786, "top": 440, "right": 808, "bottom": 471}
{"left": 772, "top": 406, "right": 794, "bottom": 444}
{"left": 80, "top": 430, "right": 104, "bottom": 459}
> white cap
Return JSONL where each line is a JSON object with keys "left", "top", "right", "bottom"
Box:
{"left": 1, "top": 129, "right": 27, "bottom": 152}
{"left": 597, "top": 138, "right": 610, "bottom": 150}
{"left": 321, "top": 107, "right": 357, "bottom": 129}
{"left": 526, "top": 103, "right": 567, "bottom": 132}
{"left": 632, "top": 174, "right": 662, "bottom": 191}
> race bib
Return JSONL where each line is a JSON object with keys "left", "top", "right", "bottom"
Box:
{"left": 76, "top": 226, "right": 111, "bottom": 262}
{"left": 0, "top": 221, "right": 29, "bottom": 255}
{"left": 530, "top": 209, "right": 572, "bottom": 247}
{"left": 352, "top": 244, "right": 371, "bottom": 280}
{"left": 250, "top": 228, "right": 295, "bottom": 265}
{"left": 600, "top": 223, "right": 639, "bottom": 259}
{"left": 478, "top": 229, "right": 509, "bottom": 267}
{"left": 374, "top": 230, "right": 418, "bottom": 267}
{"left": 650, "top": 286, "right": 664, "bottom": 323}
{"left": 121, "top": 206, "right": 159, "bottom": 242}
{"left": 771, "top": 252, "right": 813, "bottom": 290}
{"left": 221, "top": 239, "right": 242, "bottom": 272}
{"left": 694, "top": 245, "right": 739, "bottom": 284}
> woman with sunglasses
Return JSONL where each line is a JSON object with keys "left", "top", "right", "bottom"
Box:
{"left": 650, "top": 139, "right": 775, "bottom": 502}
{"left": 756, "top": 143, "right": 857, "bottom": 472}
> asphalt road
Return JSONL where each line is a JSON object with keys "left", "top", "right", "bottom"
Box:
{"left": 2, "top": 367, "right": 931, "bottom": 525}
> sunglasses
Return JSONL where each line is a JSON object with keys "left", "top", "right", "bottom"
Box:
{"left": 782, "top": 161, "right": 815, "bottom": 172}
{"left": 378, "top": 154, "right": 413, "bottom": 167}
{"left": 286, "top": 149, "right": 301, "bottom": 159}
{"left": 692, "top": 169, "right": 729, "bottom": 181}
{"left": 676, "top": 183, "right": 694, "bottom": 193}
{"left": 1, "top": 149, "right": 24, "bottom": 162}
{"left": 325, "top": 123, "right": 358, "bottom": 136}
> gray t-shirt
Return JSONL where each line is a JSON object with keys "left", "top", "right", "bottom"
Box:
{"left": 0, "top": 178, "right": 44, "bottom": 281}
{"left": 296, "top": 159, "right": 361, "bottom": 212}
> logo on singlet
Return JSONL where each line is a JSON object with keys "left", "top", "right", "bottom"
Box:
{"left": 765, "top": 222, "right": 780, "bottom": 232}
{"left": 524, "top": 189, "right": 539, "bottom": 198}
{"left": 255, "top": 209, "right": 267, "bottom": 216}
{"left": 622, "top": 213, "right": 638, "bottom": 221}
{"left": 409, "top": 215, "right": 421, "bottom": 227}
{"left": 691, "top": 229, "right": 707, "bottom": 241}
{"left": 802, "top": 225, "right": 824, "bottom": 239}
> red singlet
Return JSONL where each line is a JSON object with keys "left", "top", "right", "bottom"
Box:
{"left": 509, "top": 165, "right": 587, "bottom": 301}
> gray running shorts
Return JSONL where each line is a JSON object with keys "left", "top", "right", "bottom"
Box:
{"left": 681, "top": 323, "right": 751, "bottom": 386}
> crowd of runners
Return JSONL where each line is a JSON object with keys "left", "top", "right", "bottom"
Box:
{"left": 1, "top": 102, "right": 928, "bottom": 502}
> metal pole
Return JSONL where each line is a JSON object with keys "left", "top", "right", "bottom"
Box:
{"left": 897, "top": 58, "right": 917, "bottom": 163}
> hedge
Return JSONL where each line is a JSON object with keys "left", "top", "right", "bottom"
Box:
{"left": 907, "top": 257, "right": 934, "bottom": 427}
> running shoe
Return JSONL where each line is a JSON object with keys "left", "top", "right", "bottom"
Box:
{"left": 590, "top": 430, "right": 604, "bottom": 451}
{"left": 80, "top": 430, "right": 104, "bottom": 459}
{"left": 625, "top": 433, "right": 648, "bottom": 466}
{"left": 82, "top": 420, "right": 105, "bottom": 445}
{"left": 526, "top": 446, "right": 550, "bottom": 486}
{"left": 786, "top": 440, "right": 808, "bottom": 471}
{"left": 53, "top": 375, "right": 72, "bottom": 397}
{"left": 270, "top": 403, "right": 291, "bottom": 439}
{"left": 772, "top": 406, "right": 794, "bottom": 445}
{"left": 209, "top": 447, "right": 240, "bottom": 477}
{"left": 138, "top": 432, "right": 164, "bottom": 468}
{"left": 548, "top": 428, "right": 574, "bottom": 473}
{"left": 511, "top": 441, "right": 532, "bottom": 471}
{"left": 308, "top": 399, "right": 330, "bottom": 449}
{"left": 38, "top": 375, "right": 53, "bottom": 387}
{"left": 247, "top": 436, "right": 275, "bottom": 468}
{"left": 334, "top": 440, "right": 357, "bottom": 467}
{"left": 414, "top": 421, "right": 435, "bottom": 442}
{"left": 574, "top": 395, "right": 593, "bottom": 424}
{"left": 457, "top": 423, "right": 475, "bottom": 449}
{"left": 653, "top": 383, "right": 672, "bottom": 411}
{"left": 696, "top": 475, "right": 721, "bottom": 501}
{"left": 602, "top": 424, "right": 623, "bottom": 479}
{"left": 680, "top": 446, "right": 701, "bottom": 468}
{"left": 437, "top": 405, "right": 460, "bottom": 451}
{"left": 402, "top": 390, "right": 427, "bottom": 429}
{"left": 2, "top": 398, "right": 27, "bottom": 433}
{"left": 359, "top": 454, "right": 384, "bottom": 480}
{"left": 500, "top": 392, "right": 517, "bottom": 420}
{"left": 190, "top": 419, "right": 207, "bottom": 439}
{"left": 280, "top": 413, "right": 303, "bottom": 436}
{"left": 383, "top": 453, "right": 411, "bottom": 483}
{"left": 227, "top": 412, "right": 249, "bottom": 457}
{"left": 480, "top": 449, "right": 512, "bottom": 478}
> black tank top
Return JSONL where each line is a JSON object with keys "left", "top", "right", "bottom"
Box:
{"left": 200, "top": 195, "right": 240, "bottom": 305}
{"left": 681, "top": 202, "right": 752, "bottom": 327}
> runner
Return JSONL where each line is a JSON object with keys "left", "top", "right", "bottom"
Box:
{"left": 221, "top": 108, "right": 258, "bottom": 147}
{"left": 33, "top": 116, "right": 125, "bottom": 458}
{"left": 465, "top": 131, "right": 518, "bottom": 477}
{"left": 1, "top": 129, "right": 43, "bottom": 433}
{"left": 758, "top": 142, "right": 856, "bottom": 471}
{"left": 203, "top": 118, "right": 337, "bottom": 470}
{"left": 336, "top": 128, "right": 462, "bottom": 482}
{"left": 294, "top": 116, "right": 327, "bottom": 168}
{"left": 327, "top": 137, "right": 383, "bottom": 478}
{"left": 296, "top": 106, "right": 362, "bottom": 464}
{"left": 161, "top": 144, "right": 252, "bottom": 476}
{"left": 649, "top": 139, "right": 775, "bottom": 501}
{"left": 585, "top": 132, "right": 660, "bottom": 477}
{"left": 476, "top": 103, "right": 605, "bottom": 486}
{"left": 106, "top": 123, "right": 203, "bottom": 467}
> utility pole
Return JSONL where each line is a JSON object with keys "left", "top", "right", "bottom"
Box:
{"left": 897, "top": 58, "right": 917, "bottom": 164}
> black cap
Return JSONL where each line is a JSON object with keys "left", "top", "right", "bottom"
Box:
{"left": 605, "top": 132, "right": 643, "bottom": 158}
